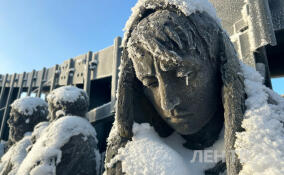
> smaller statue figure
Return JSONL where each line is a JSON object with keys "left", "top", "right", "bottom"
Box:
{"left": 7, "top": 97, "right": 48, "bottom": 148}
{"left": 0, "top": 97, "right": 48, "bottom": 175}
{"left": 47, "top": 86, "right": 89, "bottom": 121}
{"left": 17, "top": 86, "right": 100, "bottom": 175}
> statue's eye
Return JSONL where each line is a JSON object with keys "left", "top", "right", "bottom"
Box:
{"left": 176, "top": 69, "right": 193, "bottom": 78}
{"left": 176, "top": 69, "right": 195, "bottom": 86}
{"left": 142, "top": 77, "right": 158, "bottom": 87}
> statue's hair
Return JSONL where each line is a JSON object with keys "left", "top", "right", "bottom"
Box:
{"left": 126, "top": 9, "right": 221, "bottom": 71}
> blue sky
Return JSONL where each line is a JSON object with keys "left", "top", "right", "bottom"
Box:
{"left": 0, "top": 0, "right": 136, "bottom": 73}
{"left": 0, "top": 0, "right": 283, "bottom": 94}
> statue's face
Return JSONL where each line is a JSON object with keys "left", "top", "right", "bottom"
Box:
{"left": 132, "top": 52, "right": 220, "bottom": 135}
{"left": 8, "top": 110, "right": 27, "bottom": 143}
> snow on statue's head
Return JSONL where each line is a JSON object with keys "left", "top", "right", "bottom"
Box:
{"left": 8, "top": 97, "right": 48, "bottom": 145}
{"left": 47, "top": 86, "right": 89, "bottom": 121}
{"left": 107, "top": 0, "right": 246, "bottom": 174}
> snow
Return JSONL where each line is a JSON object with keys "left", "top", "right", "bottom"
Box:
{"left": 0, "top": 134, "right": 32, "bottom": 175}
{"left": 108, "top": 123, "right": 225, "bottom": 175}
{"left": 16, "top": 116, "right": 98, "bottom": 175}
{"left": 235, "top": 63, "right": 284, "bottom": 175}
{"left": 107, "top": 120, "right": 118, "bottom": 145}
{"left": 47, "top": 86, "right": 87, "bottom": 107}
{"left": 55, "top": 110, "right": 65, "bottom": 118}
{"left": 25, "top": 119, "right": 30, "bottom": 124}
{"left": 122, "top": 0, "right": 220, "bottom": 46}
{"left": 31, "top": 122, "right": 49, "bottom": 143}
{"left": 11, "top": 97, "right": 48, "bottom": 116}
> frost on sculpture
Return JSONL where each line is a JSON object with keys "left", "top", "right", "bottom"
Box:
{"left": 7, "top": 97, "right": 48, "bottom": 148}
{"left": 105, "top": 0, "right": 284, "bottom": 175}
{"left": 16, "top": 86, "right": 100, "bottom": 175}
{"left": 0, "top": 97, "right": 48, "bottom": 175}
{"left": 46, "top": 85, "right": 89, "bottom": 121}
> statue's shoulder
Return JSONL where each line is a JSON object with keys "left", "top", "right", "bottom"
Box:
{"left": 57, "top": 134, "right": 99, "bottom": 175}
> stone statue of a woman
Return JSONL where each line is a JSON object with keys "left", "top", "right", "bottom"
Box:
{"left": 105, "top": 0, "right": 284, "bottom": 175}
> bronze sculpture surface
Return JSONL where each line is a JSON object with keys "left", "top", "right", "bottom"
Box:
{"left": 128, "top": 9, "right": 223, "bottom": 138}
{"left": 105, "top": 0, "right": 246, "bottom": 174}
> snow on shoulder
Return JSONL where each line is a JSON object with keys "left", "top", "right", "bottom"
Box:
{"left": 108, "top": 123, "right": 225, "bottom": 175}
{"left": 16, "top": 116, "right": 97, "bottom": 175}
{"left": 47, "top": 86, "right": 88, "bottom": 106}
{"left": 122, "top": 0, "right": 220, "bottom": 46}
{"left": 0, "top": 134, "right": 32, "bottom": 175}
{"left": 11, "top": 97, "right": 47, "bottom": 116}
{"left": 235, "top": 63, "right": 284, "bottom": 175}
{"left": 107, "top": 123, "right": 189, "bottom": 175}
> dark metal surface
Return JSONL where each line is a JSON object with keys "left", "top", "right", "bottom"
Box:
{"left": 210, "top": 0, "right": 284, "bottom": 79}
{"left": 269, "top": 0, "right": 284, "bottom": 31}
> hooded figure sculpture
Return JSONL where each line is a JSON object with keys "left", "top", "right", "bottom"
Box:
{"left": 105, "top": 0, "right": 284, "bottom": 175}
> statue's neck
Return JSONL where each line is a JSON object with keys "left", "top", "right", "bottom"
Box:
{"left": 181, "top": 103, "right": 224, "bottom": 150}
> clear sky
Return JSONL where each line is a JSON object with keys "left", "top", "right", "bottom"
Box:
{"left": 0, "top": 0, "right": 136, "bottom": 74}
{"left": 0, "top": 0, "right": 283, "bottom": 94}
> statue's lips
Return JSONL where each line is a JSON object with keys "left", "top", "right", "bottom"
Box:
{"left": 171, "top": 112, "right": 194, "bottom": 119}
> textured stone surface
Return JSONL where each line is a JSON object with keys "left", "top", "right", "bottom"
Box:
{"left": 56, "top": 134, "right": 98, "bottom": 175}
{"left": 105, "top": 133, "right": 128, "bottom": 175}
{"left": 220, "top": 33, "right": 246, "bottom": 175}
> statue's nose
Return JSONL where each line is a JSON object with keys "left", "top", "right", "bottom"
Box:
{"left": 159, "top": 80, "right": 180, "bottom": 111}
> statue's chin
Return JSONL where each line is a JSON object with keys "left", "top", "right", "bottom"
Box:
{"left": 160, "top": 114, "right": 206, "bottom": 135}
{"left": 170, "top": 122, "right": 203, "bottom": 135}
{"left": 175, "top": 127, "right": 201, "bottom": 135}
{"left": 9, "top": 128, "right": 24, "bottom": 143}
